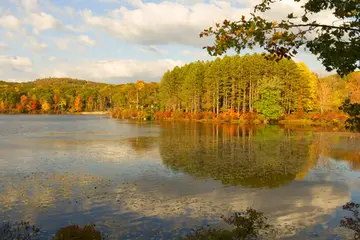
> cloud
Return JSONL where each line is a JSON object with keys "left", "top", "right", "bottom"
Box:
{"left": 53, "top": 35, "right": 96, "bottom": 51}
{"left": 64, "top": 6, "right": 75, "bottom": 17}
{"left": 21, "top": 0, "right": 40, "bottom": 12}
{"left": 40, "top": 59, "right": 185, "bottom": 83}
{"left": 137, "top": 45, "right": 168, "bottom": 55}
{"left": 28, "top": 11, "right": 60, "bottom": 34}
{"left": 54, "top": 38, "right": 71, "bottom": 50}
{"left": 4, "top": 31, "right": 16, "bottom": 39}
{"left": 9, "top": 0, "right": 78, "bottom": 34}
{"left": 0, "top": 43, "right": 9, "bottom": 50}
{"left": 24, "top": 36, "right": 48, "bottom": 51}
{"left": 0, "top": 15, "right": 21, "bottom": 29}
{"left": 48, "top": 56, "right": 56, "bottom": 62}
{"left": 82, "top": 0, "right": 338, "bottom": 50}
{"left": 0, "top": 56, "right": 32, "bottom": 72}
{"left": 77, "top": 35, "right": 96, "bottom": 47}
{"left": 181, "top": 49, "right": 209, "bottom": 59}
{"left": 81, "top": 1, "right": 252, "bottom": 46}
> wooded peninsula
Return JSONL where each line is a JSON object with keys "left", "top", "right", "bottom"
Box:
{"left": 0, "top": 54, "right": 359, "bottom": 128}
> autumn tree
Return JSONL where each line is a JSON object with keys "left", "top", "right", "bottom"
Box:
{"left": 20, "top": 95, "right": 28, "bottom": 112}
{"left": 87, "top": 96, "right": 94, "bottom": 112}
{"left": 41, "top": 100, "right": 51, "bottom": 113}
{"left": 317, "top": 80, "right": 332, "bottom": 114}
{"left": 200, "top": 0, "right": 359, "bottom": 77}
{"left": 200, "top": 0, "right": 359, "bottom": 130}
{"left": 136, "top": 80, "right": 145, "bottom": 110}
{"left": 0, "top": 101, "right": 6, "bottom": 112}
{"left": 74, "top": 95, "right": 83, "bottom": 112}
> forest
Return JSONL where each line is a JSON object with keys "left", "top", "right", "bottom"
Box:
{"left": 0, "top": 53, "right": 359, "bottom": 126}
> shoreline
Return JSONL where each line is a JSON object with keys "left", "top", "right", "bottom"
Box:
{"left": 77, "top": 112, "right": 109, "bottom": 115}
{"left": 0, "top": 111, "right": 110, "bottom": 115}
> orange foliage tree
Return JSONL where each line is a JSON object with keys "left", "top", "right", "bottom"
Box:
{"left": 74, "top": 95, "right": 83, "bottom": 112}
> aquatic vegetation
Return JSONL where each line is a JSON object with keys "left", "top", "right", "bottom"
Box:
{"left": 0, "top": 221, "right": 40, "bottom": 240}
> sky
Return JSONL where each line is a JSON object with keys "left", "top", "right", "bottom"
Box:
{"left": 0, "top": 0, "right": 336, "bottom": 83}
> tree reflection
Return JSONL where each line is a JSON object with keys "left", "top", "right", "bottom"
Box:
{"left": 127, "top": 137, "right": 156, "bottom": 152}
{"left": 54, "top": 224, "right": 103, "bottom": 240}
{"left": 159, "top": 123, "right": 315, "bottom": 188}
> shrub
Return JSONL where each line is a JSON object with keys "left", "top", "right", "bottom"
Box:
{"left": 173, "top": 110, "right": 184, "bottom": 120}
{"left": 253, "top": 119, "right": 262, "bottom": 125}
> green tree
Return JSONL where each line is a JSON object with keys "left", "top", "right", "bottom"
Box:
{"left": 255, "top": 77, "right": 284, "bottom": 119}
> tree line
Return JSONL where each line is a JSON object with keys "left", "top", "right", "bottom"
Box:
{"left": 0, "top": 78, "right": 159, "bottom": 114}
{"left": 159, "top": 54, "right": 359, "bottom": 119}
{"left": 0, "top": 54, "right": 359, "bottom": 121}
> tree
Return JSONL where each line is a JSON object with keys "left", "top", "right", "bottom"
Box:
{"left": 136, "top": 80, "right": 145, "bottom": 110}
{"left": 200, "top": 0, "right": 359, "bottom": 77}
{"left": 74, "top": 95, "right": 83, "bottom": 112}
{"left": 20, "top": 95, "right": 28, "bottom": 112}
{"left": 200, "top": 0, "right": 360, "bottom": 130}
{"left": 340, "top": 99, "right": 360, "bottom": 131}
{"left": 87, "top": 96, "right": 94, "bottom": 112}
{"left": 255, "top": 77, "right": 284, "bottom": 119}
{"left": 41, "top": 100, "right": 51, "bottom": 112}
{"left": 0, "top": 101, "right": 6, "bottom": 112}
{"left": 317, "top": 80, "right": 332, "bottom": 114}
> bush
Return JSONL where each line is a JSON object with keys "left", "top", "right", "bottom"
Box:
{"left": 253, "top": 119, "right": 262, "bottom": 125}
{"left": 172, "top": 110, "right": 184, "bottom": 120}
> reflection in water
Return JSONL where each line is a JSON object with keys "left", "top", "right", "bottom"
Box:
{"left": 54, "top": 224, "right": 103, "bottom": 240}
{"left": 1, "top": 115, "right": 360, "bottom": 239}
{"left": 2, "top": 203, "right": 360, "bottom": 240}
{"left": 160, "top": 123, "right": 315, "bottom": 188}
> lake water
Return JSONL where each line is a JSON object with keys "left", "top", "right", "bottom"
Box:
{"left": 0, "top": 115, "right": 360, "bottom": 239}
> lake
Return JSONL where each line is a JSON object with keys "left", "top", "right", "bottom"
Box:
{"left": 0, "top": 115, "right": 360, "bottom": 239}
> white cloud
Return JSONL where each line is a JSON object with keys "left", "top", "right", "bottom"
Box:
{"left": 137, "top": 45, "right": 168, "bottom": 55}
{"left": 0, "top": 56, "right": 32, "bottom": 72}
{"left": 64, "top": 6, "right": 74, "bottom": 17}
{"left": 41, "top": 59, "right": 185, "bottom": 82}
{"left": 53, "top": 35, "right": 95, "bottom": 51}
{"left": 82, "top": 0, "right": 337, "bottom": 50}
{"left": 81, "top": 1, "right": 252, "bottom": 46}
{"left": 181, "top": 49, "right": 209, "bottom": 58}
{"left": 0, "top": 15, "right": 21, "bottom": 29}
{"left": 0, "top": 43, "right": 9, "bottom": 50}
{"left": 27, "top": 12, "right": 59, "bottom": 34}
{"left": 10, "top": 0, "right": 78, "bottom": 34}
{"left": 54, "top": 38, "right": 71, "bottom": 50}
{"left": 21, "top": 0, "right": 40, "bottom": 12}
{"left": 5, "top": 31, "right": 16, "bottom": 39}
{"left": 24, "top": 36, "right": 48, "bottom": 51}
{"left": 77, "top": 35, "right": 96, "bottom": 47}
{"left": 48, "top": 56, "right": 56, "bottom": 62}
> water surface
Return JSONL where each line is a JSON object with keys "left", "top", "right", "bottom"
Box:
{"left": 0, "top": 115, "right": 360, "bottom": 239}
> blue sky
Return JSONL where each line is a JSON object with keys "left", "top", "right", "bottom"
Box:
{"left": 0, "top": 0, "right": 334, "bottom": 83}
